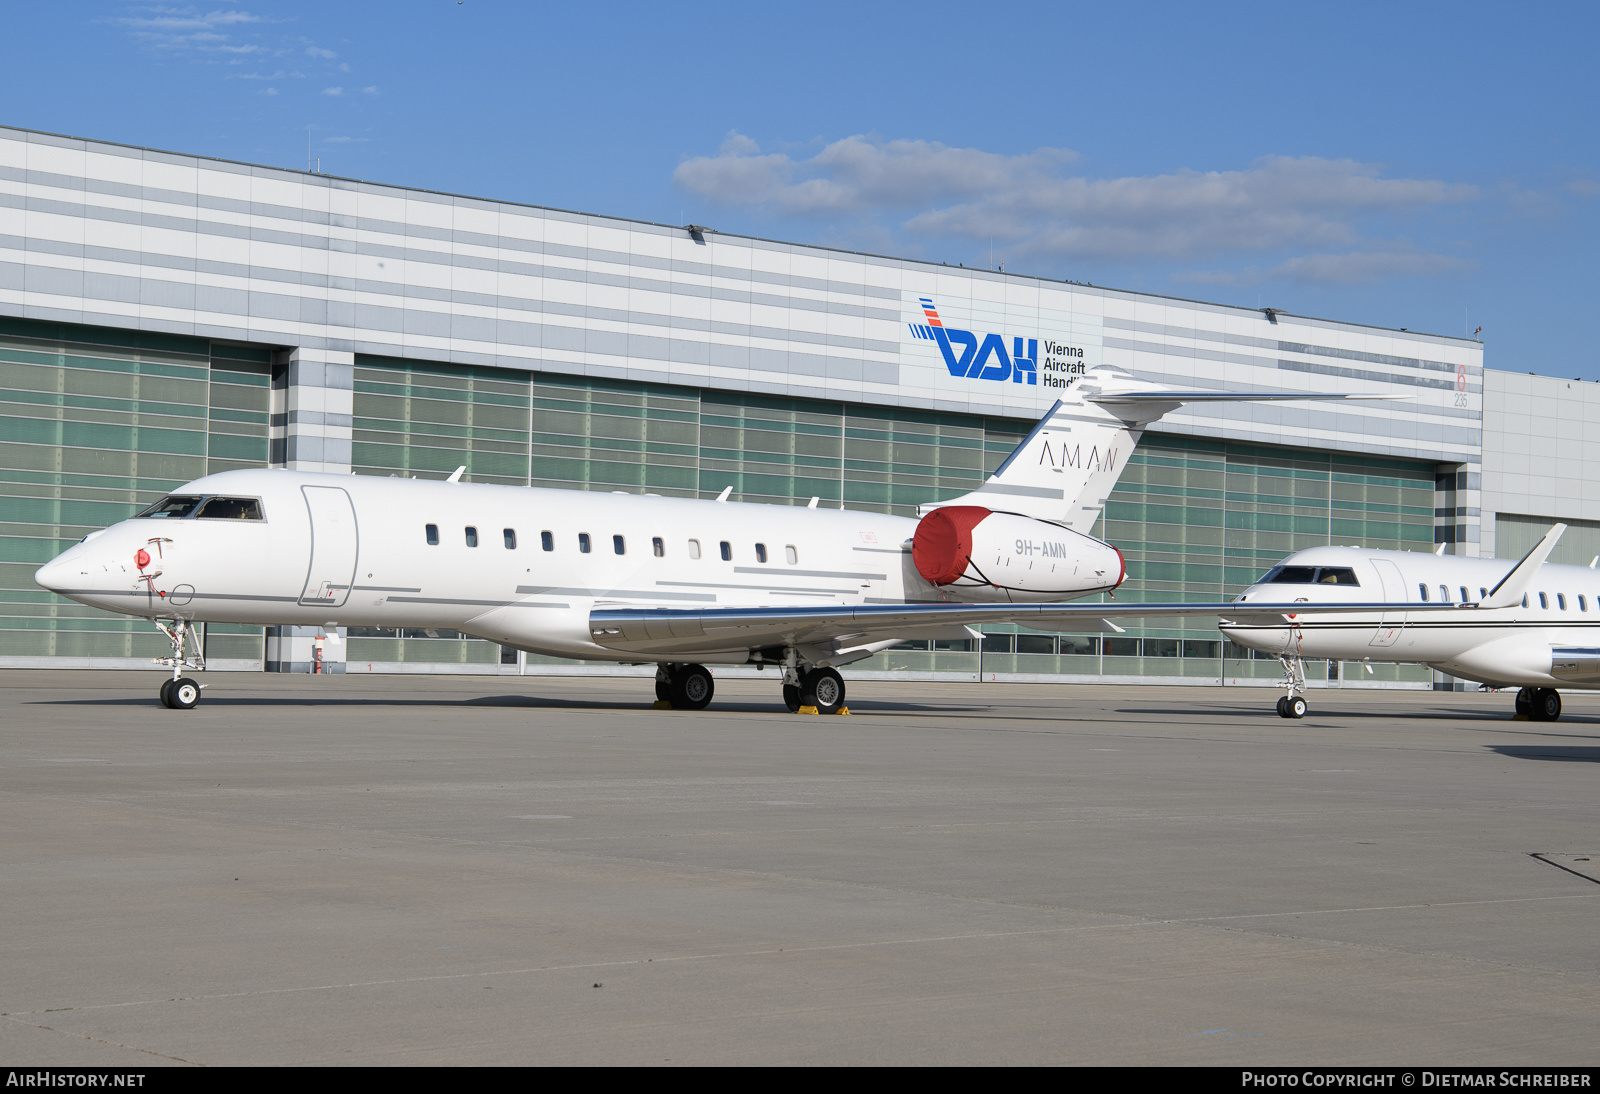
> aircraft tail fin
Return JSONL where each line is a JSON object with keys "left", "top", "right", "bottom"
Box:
{"left": 922, "top": 368, "right": 1406, "bottom": 529}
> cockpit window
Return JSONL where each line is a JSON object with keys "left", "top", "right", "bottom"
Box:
{"left": 196, "top": 496, "right": 264, "bottom": 521}
{"left": 1259, "top": 564, "right": 1360, "bottom": 586}
{"left": 136, "top": 495, "right": 204, "bottom": 519}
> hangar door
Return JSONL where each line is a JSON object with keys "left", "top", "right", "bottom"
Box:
{"left": 299, "top": 486, "right": 359, "bottom": 608}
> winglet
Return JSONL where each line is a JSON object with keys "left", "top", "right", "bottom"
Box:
{"left": 1481, "top": 524, "right": 1566, "bottom": 609}
{"left": 446, "top": 466, "right": 466, "bottom": 483}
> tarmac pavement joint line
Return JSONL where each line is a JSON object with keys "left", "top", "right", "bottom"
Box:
{"left": 0, "top": 1012, "right": 198, "bottom": 1066}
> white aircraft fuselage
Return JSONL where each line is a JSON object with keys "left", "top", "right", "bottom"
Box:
{"left": 1224, "top": 544, "right": 1600, "bottom": 691}
{"left": 35, "top": 467, "right": 1124, "bottom": 665}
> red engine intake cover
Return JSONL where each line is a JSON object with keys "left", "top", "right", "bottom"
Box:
{"left": 912, "top": 506, "right": 993, "bottom": 585}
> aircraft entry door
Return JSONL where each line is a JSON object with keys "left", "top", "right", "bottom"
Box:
{"left": 1368, "top": 558, "right": 1406, "bottom": 648}
{"left": 299, "top": 486, "right": 359, "bottom": 608}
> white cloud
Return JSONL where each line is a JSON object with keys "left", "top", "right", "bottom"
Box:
{"left": 117, "top": 6, "right": 264, "bottom": 51}
{"left": 361, "top": 86, "right": 378, "bottom": 95}
{"left": 260, "top": 86, "right": 277, "bottom": 96}
{"left": 674, "top": 134, "right": 1478, "bottom": 272}
{"left": 306, "top": 45, "right": 337, "bottom": 60}
{"left": 321, "top": 86, "right": 344, "bottom": 96}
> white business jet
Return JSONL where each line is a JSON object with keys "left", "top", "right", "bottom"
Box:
{"left": 34, "top": 367, "right": 1417, "bottom": 713}
{"left": 1221, "top": 524, "right": 1594, "bottom": 720}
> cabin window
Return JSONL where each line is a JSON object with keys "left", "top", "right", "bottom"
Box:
{"left": 579, "top": 533, "right": 591, "bottom": 554}
{"left": 613, "top": 535, "right": 626, "bottom": 555}
{"left": 465, "top": 526, "right": 478, "bottom": 548}
{"left": 786, "top": 545, "right": 798, "bottom": 565}
{"left": 1419, "top": 583, "right": 1429, "bottom": 602}
{"left": 1539, "top": 592, "right": 1549, "bottom": 609}
{"left": 1523, "top": 594, "right": 1529, "bottom": 608}
{"left": 1440, "top": 585, "right": 1451, "bottom": 604}
{"left": 1461, "top": 586, "right": 1470, "bottom": 604}
{"left": 504, "top": 529, "right": 517, "bottom": 549}
{"left": 720, "top": 541, "right": 732, "bottom": 561}
{"left": 136, "top": 495, "right": 204, "bottom": 519}
{"left": 1558, "top": 593, "right": 1568, "bottom": 610}
{"left": 688, "top": 539, "right": 701, "bottom": 559}
{"left": 1480, "top": 587, "right": 1488, "bottom": 599}
{"left": 196, "top": 496, "right": 264, "bottom": 521}
{"left": 425, "top": 524, "right": 439, "bottom": 546}
{"left": 541, "top": 530, "right": 554, "bottom": 552}
{"left": 652, "top": 537, "right": 664, "bottom": 557}
{"left": 755, "top": 543, "right": 768, "bottom": 563}
{"left": 1581, "top": 595, "right": 1589, "bottom": 612}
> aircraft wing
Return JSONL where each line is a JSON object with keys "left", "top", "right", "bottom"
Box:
{"left": 588, "top": 599, "right": 1451, "bottom": 659}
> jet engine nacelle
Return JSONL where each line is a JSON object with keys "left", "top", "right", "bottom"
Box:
{"left": 911, "top": 506, "right": 1125, "bottom": 602}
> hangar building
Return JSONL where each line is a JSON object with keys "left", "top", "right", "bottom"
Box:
{"left": 1, "top": 124, "right": 1590, "bottom": 689}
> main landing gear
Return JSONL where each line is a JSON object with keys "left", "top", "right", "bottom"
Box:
{"left": 1515, "top": 687, "right": 1563, "bottom": 722}
{"left": 1275, "top": 654, "right": 1307, "bottom": 719}
{"left": 153, "top": 618, "right": 205, "bottom": 710}
{"left": 655, "top": 663, "right": 715, "bottom": 710}
{"left": 652, "top": 653, "right": 849, "bottom": 715}
{"left": 778, "top": 649, "right": 847, "bottom": 715}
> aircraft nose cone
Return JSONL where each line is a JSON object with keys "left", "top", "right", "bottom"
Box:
{"left": 35, "top": 547, "right": 84, "bottom": 594}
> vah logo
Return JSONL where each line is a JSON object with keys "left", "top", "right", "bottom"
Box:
{"left": 909, "top": 298, "right": 1037, "bottom": 384}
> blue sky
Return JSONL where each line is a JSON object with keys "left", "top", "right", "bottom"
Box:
{"left": 3, "top": 2, "right": 1597, "bottom": 378}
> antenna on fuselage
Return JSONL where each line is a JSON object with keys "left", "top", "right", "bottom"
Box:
{"left": 715, "top": 486, "right": 732, "bottom": 502}
{"left": 1434, "top": 542, "right": 1447, "bottom": 556}
{"left": 807, "top": 497, "right": 818, "bottom": 509}
{"left": 446, "top": 466, "right": 466, "bottom": 483}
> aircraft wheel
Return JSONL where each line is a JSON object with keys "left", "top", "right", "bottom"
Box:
{"left": 169, "top": 677, "right": 201, "bottom": 710}
{"left": 1532, "top": 688, "right": 1562, "bottom": 722}
{"left": 670, "top": 664, "right": 714, "bottom": 711}
{"left": 159, "top": 679, "right": 176, "bottom": 708}
{"left": 655, "top": 669, "right": 672, "bottom": 703}
{"left": 1276, "top": 696, "right": 1289, "bottom": 718}
{"left": 801, "top": 668, "right": 845, "bottom": 715}
{"left": 1288, "top": 696, "right": 1307, "bottom": 719}
{"left": 1515, "top": 687, "right": 1533, "bottom": 716}
{"left": 782, "top": 683, "right": 801, "bottom": 713}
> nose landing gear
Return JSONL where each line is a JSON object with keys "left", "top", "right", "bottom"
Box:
{"left": 153, "top": 619, "right": 205, "bottom": 710}
{"left": 1276, "top": 654, "right": 1307, "bottom": 718}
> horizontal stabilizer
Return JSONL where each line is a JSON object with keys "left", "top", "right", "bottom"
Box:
{"left": 1481, "top": 524, "right": 1566, "bottom": 609}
